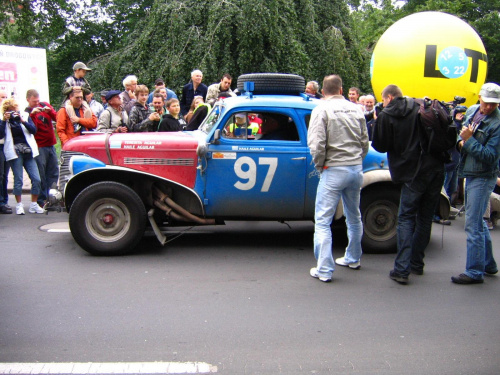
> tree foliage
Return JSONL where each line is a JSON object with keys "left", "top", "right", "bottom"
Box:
{"left": 87, "top": 0, "right": 367, "bottom": 98}
{"left": 1, "top": 0, "right": 498, "bottom": 105}
{"left": 0, "top": 0, "right": 154, "bottom": 104}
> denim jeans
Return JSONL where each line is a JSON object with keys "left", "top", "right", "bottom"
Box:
{"left": 394, "top": 170, "right": 444, "bottom": 276}
{"left": 444, "top": 168, "right": 458, "bottom": 199}
{"left": 313, "top": 165, "right": 363, "bottom": 278}
{"left": 0, "top": 144, "right": 5, "bottom": 206}
{"left": 35, "top": 146, "right": 59, "bottom": 205}
{"left": 8, "top": 150, "right": 41, "bottom": 196}
{"left": 2, "top": 159, "right": 9, "bottom": 205}
{"left": 464, "top": 176, "right": 498, "bottom": 279}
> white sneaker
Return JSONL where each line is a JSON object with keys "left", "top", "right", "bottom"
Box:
{"left": 16, "top": 203, "right": 25, "bottom": 215}
{"left": 310, "top": 267, "right": 331, "bottom": 282}
{"left": 29, "top": 203, "right": 45, "bottom": 214}
{"left": 335, "top": 257, "right": 361, "bottom": 269}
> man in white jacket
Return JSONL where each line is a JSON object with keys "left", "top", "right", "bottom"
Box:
{"left": 307, "top": 75, "right": 369, "bottom": 282}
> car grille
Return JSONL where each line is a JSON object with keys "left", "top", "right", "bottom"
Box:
{"left": 58, "top": 150, "right": 89, "bottom": 192}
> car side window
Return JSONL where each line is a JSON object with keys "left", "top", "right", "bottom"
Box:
{"left": 222, "top": 112, "right": 299, "bottom": 141}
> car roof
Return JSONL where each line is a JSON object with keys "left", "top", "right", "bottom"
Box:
{"left": 220, "top": 94, "right": 320, "bottom": 112}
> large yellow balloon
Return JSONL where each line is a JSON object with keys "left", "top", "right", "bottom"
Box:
{"left": 371, "top": 12, "right": 487, "bottom": 107}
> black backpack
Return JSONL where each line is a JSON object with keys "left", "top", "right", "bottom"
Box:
{"left": 414, "top": 97, "right": 456, "bottom": 159}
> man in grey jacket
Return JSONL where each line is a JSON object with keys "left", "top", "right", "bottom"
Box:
{"left": 96, "top": 90, "right": 129, "bottom": 133}
{"left": 307, "top": 74, "right": 369, "bottom": 282}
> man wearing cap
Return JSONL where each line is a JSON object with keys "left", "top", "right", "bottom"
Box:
{"left": 100, "top": 90, "right": 108, "bottom": 109}
{"left": 62, "top": 62, "right": 92, "bottom": 97}
{"left": 451, "top": 82, "right": 500, "bottom": 284}
{"left": 62, "top": 62, "right": 93, "bottom": 127}
{"left": 96, "top": 90, "right": 129, "bottom": 133}
{"left": 146, "top": 78, "right": 178, "bottom": 105}
{"left": 56, "top": 88, "right": 98, "bottom": 145}
{"left": 226, "top": 113, "right": 259, "bottom": 137}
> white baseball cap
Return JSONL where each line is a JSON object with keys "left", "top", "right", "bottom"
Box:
{"left": 479, "top": 83, "right": 500, "bottom": 104}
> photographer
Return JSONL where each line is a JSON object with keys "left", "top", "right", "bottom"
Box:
{"left": 0, "top": 98, "right": 44, "bottom": 215}
{"left": 25, "top": 89, "right": 58, "bottom": 208}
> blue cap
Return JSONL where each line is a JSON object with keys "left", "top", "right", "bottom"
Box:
{"left": 105, "top": 90, "right": 121, "bottom": 102}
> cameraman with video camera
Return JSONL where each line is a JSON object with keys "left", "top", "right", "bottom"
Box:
{"left": 0, "top": 98, "right": 44, "bottom": 215}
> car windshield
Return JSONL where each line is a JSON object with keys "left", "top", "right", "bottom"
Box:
{"left": 199, "top": 104, "right": 223, "bottom": 134}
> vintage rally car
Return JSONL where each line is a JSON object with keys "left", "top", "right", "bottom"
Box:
{"left": 51, "top": 73, "right": 408, "bottom": 255}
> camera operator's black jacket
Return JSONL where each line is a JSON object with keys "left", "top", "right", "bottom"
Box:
{"left": 371, "top": 96, "right": 444, "bottom": 184}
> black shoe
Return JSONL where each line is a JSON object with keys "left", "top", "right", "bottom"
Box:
{"left": 451, "top": 273, "right": 484, "bottom": 284}
{"left": 433, "top": 219, "right": 451, "bottom": 225}
{"left": 410, "top": 268, "right": 424, "bottom": 276}
{"left": 485, "top": 269, "right": 498, "bottom": 275}
{"left": 389, "top": 270, "right": 408, "bottom": 284}
{"left": 0, "top": 205, "right": 12, "bottom": 214}
{"left": 4, "top": 204, "right": 11, "bottom": 209}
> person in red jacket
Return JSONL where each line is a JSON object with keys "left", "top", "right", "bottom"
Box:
{"left": 56, "top": 88, "right": 97, "bottom": 146}
{"left": 24, "top": 89, "right": 58, "bottom": 207}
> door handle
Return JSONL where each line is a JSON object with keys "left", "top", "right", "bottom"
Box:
{"left": 291, "top": 157, "right": 306, "bottom": 160}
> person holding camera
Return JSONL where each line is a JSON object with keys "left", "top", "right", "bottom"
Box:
{"left": 451, "top": 82, "right": 500, "bottom": 284}
{"left": 0, "top": 98, "right": 44, "bottom": 215}
{"left": 24, "top": 89, "right": 58, "bottom": 208}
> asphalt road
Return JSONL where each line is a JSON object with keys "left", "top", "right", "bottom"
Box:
{"left": 0, "top": 196, "right": 499, "bottom": 374}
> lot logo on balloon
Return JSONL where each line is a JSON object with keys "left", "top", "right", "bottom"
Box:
{"left": 425, "top": 45, "right": 487, "bottom": 82}
{"left": 371, "top": 12, "right": 488, "bottom": 106}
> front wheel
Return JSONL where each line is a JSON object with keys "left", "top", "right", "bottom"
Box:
{"left": 360, "top": 186, "right": 400, "bottom": 254}
{"left": 69, "top": 182, "right": 147, "bottom": 255}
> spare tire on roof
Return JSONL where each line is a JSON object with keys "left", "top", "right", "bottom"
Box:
{"left": 237, "top": 73, "right": 305, "bottom": 95}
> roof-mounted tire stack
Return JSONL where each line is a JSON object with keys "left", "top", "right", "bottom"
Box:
{"left": 237, "top": 73, "right": 305, "bottom": 95}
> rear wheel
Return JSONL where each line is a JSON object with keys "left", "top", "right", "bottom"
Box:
{"left": 69, "top": 182, "right": 147, "bottom": 255}
{"left": 237, "top": 73, "right": 305, "bottom": 95}
{"left": 360, "top": 186, "right": 400, "bottom": 253}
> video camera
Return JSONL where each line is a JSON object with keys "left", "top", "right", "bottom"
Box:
{"left": 374, "top": 102, "right": 384, "bottom": 117}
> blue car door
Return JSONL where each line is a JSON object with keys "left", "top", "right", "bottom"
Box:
{"left": 201, "top": 109, "right": 308, "bottom": 218}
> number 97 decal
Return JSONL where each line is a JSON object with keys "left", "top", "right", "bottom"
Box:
{"left": 234, "top": 157, "right": 278, "bottom": 192}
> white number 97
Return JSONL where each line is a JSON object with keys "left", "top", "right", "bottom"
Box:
{"left": 234, "top": 157, "right": 256, "bottom": 190}
{"left": 234, "top": 156, "right": 277, "bottom": 192}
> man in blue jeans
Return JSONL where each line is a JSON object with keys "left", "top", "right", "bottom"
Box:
{"left": 451, "top": 83, "right": 500, "bottom": 284}
{"left": 372, "top": 85, "right": 455, "bottom": 284}
{"left": 24, "top": 89, "right": 58, "bottom": 207}
{"left": 307, "top": 75, "right": 369, "bottom": 282}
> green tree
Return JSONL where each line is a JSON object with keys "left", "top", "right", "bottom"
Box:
{"left": 0, "top": 0, "right": 154, "bottom": 104}
{"left": 87, "top": 0, "right": 366, "bottom": 97}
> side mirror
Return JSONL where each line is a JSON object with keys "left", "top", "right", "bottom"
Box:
{"left": 212, "top": 129, "right": 220, "bottom": 145}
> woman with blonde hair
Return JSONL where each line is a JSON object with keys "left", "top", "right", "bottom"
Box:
{"left": 0, "top": 98, "right": 44, "bottom": 214}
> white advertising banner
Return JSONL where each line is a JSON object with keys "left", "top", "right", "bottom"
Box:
{"left": 0, "top": 45, "right": 50, "bottom": 111}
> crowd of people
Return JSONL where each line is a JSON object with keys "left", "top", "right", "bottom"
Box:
{"left": 55, "top": 64, "right": 235, "bottom": 142}
{"left": 1, "top": 62, "right": 499, "bottom": 286}
{"left": 308, "top": 75, "right": 500, "bottom": 286}
{"left": 0, "top": 63, "right": 237, "bottom": 216}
